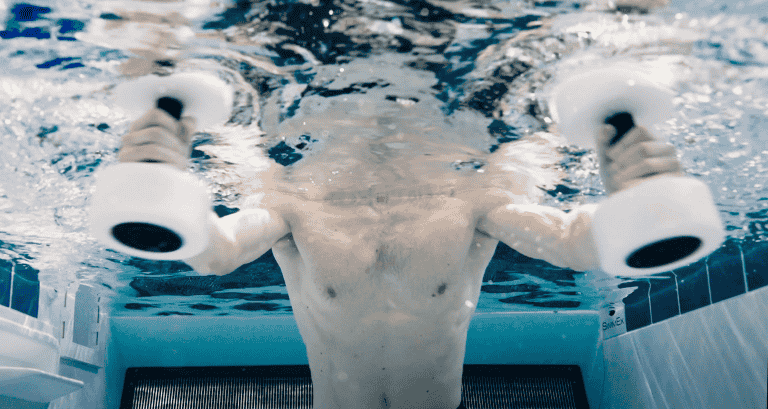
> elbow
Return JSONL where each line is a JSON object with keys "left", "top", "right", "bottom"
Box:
{"left": 560, "top": 208, "right": 602, "bottom": 272}
{"left": 183, "top": 248, "right": 237, "bottom": 276}
{"left": 183, "top": 214, "right": 242, "bottom": 276}
{"left": 568, "top": 258, "right": 601, "bottom": 273}
{"left": 201, "top": 262, "right": 236, "bottom": 277}
{"left": 185, "top": 260, "right": 236, "bottom": 276}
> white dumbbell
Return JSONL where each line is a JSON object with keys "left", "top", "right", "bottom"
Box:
{"left": 90, "top": 72, "right": 232, "bottom": 260}
{"left": 550, "top": 67, "right": 725, "bottom": 276}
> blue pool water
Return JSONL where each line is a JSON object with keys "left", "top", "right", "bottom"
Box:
{"left": 0, "top": 0, "right": 766, "bottom": 332}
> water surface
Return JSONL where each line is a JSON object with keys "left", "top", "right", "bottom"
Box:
{"left": 0, "top": 0, "right": 766, "bottom": 318}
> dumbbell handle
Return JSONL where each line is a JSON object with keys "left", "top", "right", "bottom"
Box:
{"left": 157, "top": 96, "right": 184, "bottom": 120}
{"left": 605, "top": 111, "right": 635, "bottom": 146}
{"left": 605, "top": 111, "right": 664, "bottom": 181}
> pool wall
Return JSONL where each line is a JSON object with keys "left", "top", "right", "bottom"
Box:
{"left": 0, "top": 283, "right": 107, "bottom": 409}
{"left": 99, "top": 310, "right": 603, "bottom": 409}
{"left": 2, "top": 239, "right": 768, "bottom": 408}
{"left": 1, "top": 240, "right": 767, "bottom": 408}
{"left": 600, "top": 283, "right": 768, "bottom": 409}
{"left": 93, "top": 284, "right": 768, "bottom": 409}
{"left": 598, "top": 239, "right": 768, "bottom": 408}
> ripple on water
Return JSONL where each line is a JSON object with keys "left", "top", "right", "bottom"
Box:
{"left": 0, "top": 0, "right": 765, "bottom": 314}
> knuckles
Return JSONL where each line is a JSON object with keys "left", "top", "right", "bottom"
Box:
{"left": 637, "top": 142, "right": 653, "bottom": 156}
{"left": 123, "top": 126, "right": 179, "bottom": 150}
{"left": 139, "top": 125, "right": 176, "bottom": 140}
{"left": 118, "top": 109, "right": 192, "bottom": 171}
{"left": 600, "top": 128, "right": 684, "bottom": 194}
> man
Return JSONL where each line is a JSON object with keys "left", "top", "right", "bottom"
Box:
{"left": 117, "top": 69, "right": 681, "bottom": 407}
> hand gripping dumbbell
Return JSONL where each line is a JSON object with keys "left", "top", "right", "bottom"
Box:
{"left": 550, "top": 67, "right": 725, "bottom": 276}
{"left": 90, "top": 72, "right": 232, "bottom": 260}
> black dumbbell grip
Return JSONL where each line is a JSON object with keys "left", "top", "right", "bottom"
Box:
{"left": 605, "top": 111, "right": 635, "bottom": 146}
{"left": 157, "top": 97, "right": 184, "bottom": 120}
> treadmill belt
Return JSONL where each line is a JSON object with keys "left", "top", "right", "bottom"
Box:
{"left": 121, "top": 365, "right": 590, "bottom": 408}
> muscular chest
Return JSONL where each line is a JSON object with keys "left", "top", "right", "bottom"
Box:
{"left": 277, "top": 195, "right": 483, "bottom": 307}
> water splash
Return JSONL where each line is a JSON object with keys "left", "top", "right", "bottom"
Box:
{"left": 0, "top": 0, "right": 765, "bottom": 315}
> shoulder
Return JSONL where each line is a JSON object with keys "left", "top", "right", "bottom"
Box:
{"left": 460, "top": 188, "right": 537, "bottom": 218}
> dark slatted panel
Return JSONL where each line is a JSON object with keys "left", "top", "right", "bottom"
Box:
{"left": 121, "top": 365, "right": 589, "bottom": 409}
{"left": 461, "top": 365, "right": 589, "bottom": 409}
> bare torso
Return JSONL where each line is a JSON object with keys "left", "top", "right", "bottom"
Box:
{"left": 262, "top": 188, "right": 510, "bottom": 409}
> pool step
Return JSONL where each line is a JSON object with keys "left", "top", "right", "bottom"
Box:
{"left": 120, "top": 365, "right": 590, "bottom": 409}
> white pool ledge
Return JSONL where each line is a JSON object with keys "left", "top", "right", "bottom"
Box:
{"left": 0, "top": 367, "right": 84, "bottom": 403}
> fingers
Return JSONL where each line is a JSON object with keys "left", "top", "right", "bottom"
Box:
{"left": 611, "top": 141, "right": 676, "bottom": 173}
{"left": 598, "top": 125, "right": 618, "bottom": 153}
{"left": 611, "top": 156, "right": 683, "bottom": 188}
{"left": 129, "top": 108, "right": 181, "bottom": 135}
{"left": 603, "top": 126, "right": 656, "bottom": 162}
{"left": 178, "top": 116, "right": 198, "bottom": 145}
{"left": 120, "top": 108, "right": 198, "bottom": 170}
{"left": 128, "top": 109, "right": 197, "bottom": 139}
{"left": 597, "top": 124, "right": 685, "bottom": 194}
{"left": 118, "top": 143, "right": 188, "bottom": 170}
{"left": 121, "top": 126, "right": 191, "bottom": 158}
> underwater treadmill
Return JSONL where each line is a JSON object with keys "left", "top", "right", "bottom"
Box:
{"left": 119, "top": 364, "right": 590, "bottom": 409}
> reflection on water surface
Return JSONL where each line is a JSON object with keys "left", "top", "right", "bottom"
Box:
{"left": 0, "top": 0, "right": 766, "bottom": 317}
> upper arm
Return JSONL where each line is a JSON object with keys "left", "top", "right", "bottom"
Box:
{"left": 477, "top": 202, "right": 600, "bottom": 272}
{"left": 184, "top": 208, "right": 290, "bottom": 276}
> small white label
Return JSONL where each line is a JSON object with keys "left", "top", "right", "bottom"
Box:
{"left": 600, "top": 302, "right": 627, "bottom": 340}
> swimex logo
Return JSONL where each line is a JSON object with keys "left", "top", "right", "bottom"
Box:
{"left": 602, "top": 315, "right": 625, "bottom": 331}
{"left": 601, "top": 304, "right": 627, "bottom": 340}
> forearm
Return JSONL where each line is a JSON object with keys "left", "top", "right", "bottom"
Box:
{"left": 183, "top": 207, "right": 290, "bottom": 276}
{"left": 183, "top": 212, "right": 241, "bottom": 276}
{"left": 480, "top": 203, "right": 601, "bottom": 272}
{"left": 542, "top": 204, "right": 601, "bottom": 272}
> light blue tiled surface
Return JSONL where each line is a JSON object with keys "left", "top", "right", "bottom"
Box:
{"left": 619, "top": 238, "right": 767, "bottom": 333}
